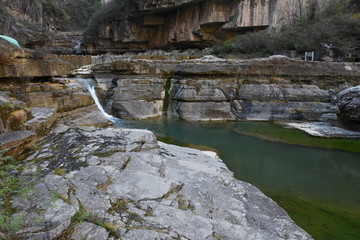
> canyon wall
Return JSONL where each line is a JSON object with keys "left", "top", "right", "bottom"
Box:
{"left": 92, "top": 55, "right": 360, "bottom": 122}
{"left": 0, "top": 0, "right": 101, "bottom": 49}
{"left": 84, "top": 0, "right": 327, "bottom": 52}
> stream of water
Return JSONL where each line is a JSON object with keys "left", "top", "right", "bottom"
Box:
{"left": 81, "top": 78, "right": 360, "bottom": 239}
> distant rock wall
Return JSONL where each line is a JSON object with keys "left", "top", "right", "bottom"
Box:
{"left": 0, "top": 0, "right": 101, "bottom": 49}
{"left": 84, "top": 0, "right": 327, "bottom": 51}
{"left": 93, "top": 56, "right": 360, "bottom": 121}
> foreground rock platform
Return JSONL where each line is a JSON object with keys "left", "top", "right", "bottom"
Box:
{"left": 14, "top": 117, "right": 312, "bottom": 239}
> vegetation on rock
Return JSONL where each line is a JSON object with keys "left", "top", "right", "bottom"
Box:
{"left": 0, "top": 150, "right": 38, "bottom": 239}
{"left": 212, "top": 0, "right": 360, "bottom": 60}
{"left": 84, "top": 0, "right": 137, "bottom": 37}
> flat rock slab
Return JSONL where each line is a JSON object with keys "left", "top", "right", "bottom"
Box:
{"left": 0, "top": 130, "right": 36, "bottom": 155}
{"left": 14, "top": 125, "right": 312, "bottom": 240}
{"left": 284, "top": 122, "right": 360, "bottom": 138}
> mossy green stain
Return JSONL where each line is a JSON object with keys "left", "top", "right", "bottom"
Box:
{"left": 120, "top": 157, "right": 132, "bottom": 171}
{"left": 162, "top": 77, "right": 171, "bottom": 115}
{"left": 228, "top": 121, "right": 360, "bottom": 153}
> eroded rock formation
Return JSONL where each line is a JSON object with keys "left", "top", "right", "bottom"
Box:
{"left": 0, "top": 0, "right": 101, "bottom": 50}
{"left": 0, "top": 42, "right": 75, "bottom": 78}
{"left": 92, "top": 55, "right": 360, "bottom": 121}
{"left": 84, "top": 0, "right": 327, "bottom": 51}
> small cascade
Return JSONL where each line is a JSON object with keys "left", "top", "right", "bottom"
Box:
{"left": 76, "top": 78, "right": 120, "bottom": 123}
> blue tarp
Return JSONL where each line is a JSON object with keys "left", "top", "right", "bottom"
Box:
{"left": 0, "top": 35, "right": 22, "bottom": 48}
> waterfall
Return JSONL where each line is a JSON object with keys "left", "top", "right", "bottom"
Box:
{"left": 76, "top": 78, "right": 120, "bottom": 123}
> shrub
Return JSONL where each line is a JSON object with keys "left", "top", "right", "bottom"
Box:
{"left": 84, "top": 0, "right": 138, "bottom": 37}
{"left": 212, "top": 0, "right": 360, "bottom": 59}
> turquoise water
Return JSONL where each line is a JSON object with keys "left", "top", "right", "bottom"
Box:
{"left": 114, "top": 118, "right": 360, "bottom": 211}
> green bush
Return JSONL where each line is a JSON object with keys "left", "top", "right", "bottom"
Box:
{"left": 84, "top": 0, "right": 138, "bottom": 37}
{"left": 41, "top": 0, "right": 101, "bottom": 31}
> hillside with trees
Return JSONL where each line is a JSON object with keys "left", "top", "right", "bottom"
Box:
{"left": 212, "top": 0, "right": 360, "bottom": 61}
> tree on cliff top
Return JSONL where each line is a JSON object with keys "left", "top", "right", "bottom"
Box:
{"left": 83, "top": 0, "right": 138, "bottom": 38}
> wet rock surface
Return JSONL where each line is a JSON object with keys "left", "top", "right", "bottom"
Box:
{"left": 284, "top": 122, "right": 360, "bottom": 138}
{"left": 12, "top": 117, "right": 311, "bottom": 239}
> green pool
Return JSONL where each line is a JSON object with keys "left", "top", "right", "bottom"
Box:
{"left": 114, "top": 118, "right": 360, "bottom": 240}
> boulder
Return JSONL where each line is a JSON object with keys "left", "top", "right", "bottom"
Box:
{"left": 335, "top": 85, "right": 360, "bottom": 130}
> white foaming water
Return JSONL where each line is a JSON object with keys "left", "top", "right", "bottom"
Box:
{"left": 76, "top": 78, "right": 119, "bottom": 123}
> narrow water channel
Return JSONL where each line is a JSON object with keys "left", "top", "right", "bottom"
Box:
{"left": 80, "top": 78, "right": 360, "bottom": 239}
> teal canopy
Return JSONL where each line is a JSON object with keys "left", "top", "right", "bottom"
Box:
{"left": 0, "top": 35, "right": 22, "bottom": 49}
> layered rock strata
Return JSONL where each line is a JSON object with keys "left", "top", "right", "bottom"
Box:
{"left": 11, "top": 111, "right": 312, "bottom": 239}
{"left": 84, "top": 0, "right": 327, "bottom": 51}
{"left": 0, "top": 77, "right": 95, "bottom": 155}
{"left": 0, "top": 130, "right": 36, "bottom": 156}
{"left": 0, "top": 42, "right": 75, "bottom": 78}
{"left": 0, "top": 0, "right": 101, "bottom": 50}
{"left": 93, "top": 55, "right": 360, "bottom": 122}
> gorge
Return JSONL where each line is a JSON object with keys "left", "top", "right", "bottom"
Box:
{"left": 0, "top": 0, "right": 360, "bottom": 239}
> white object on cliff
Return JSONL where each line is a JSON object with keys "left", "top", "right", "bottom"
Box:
{"left": 0, "top": 35, "right": 22, "bottom": 48}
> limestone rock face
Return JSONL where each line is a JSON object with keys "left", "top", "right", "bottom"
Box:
{"left": 335, "top": 85, "right": 360, "bottom": 129}
{"left": 0, "top": 0, "right": 101, "bottom": 50}
{"left": 0, "top": 79, "right": 94, "bottom": 135}
{"left": 93, "top": 56, "right": 360, "bottom": 121}
{"left": 19, "top": 107, "right": 58, "bottom": 133}
{"left": 84, "top": 0, "right": 327, "bottom": 51}
{"left": 110, "top": 75, "right": 165, "bottom": 119}
{"left": 3, "top": 81, "right": 94, "bottom": 112}
{"left": 0, "top": 43, "right": 74, "bottom": 78}
{"left": 14, "top": 123, "right": 312, "bottom": 239}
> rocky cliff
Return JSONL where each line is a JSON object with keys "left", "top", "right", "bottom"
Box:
{"left": 83, "top": 0, "right": 327, "bottom": 52}
{"left": 0, "top": 41, "right": 96, "bottom": 155}
{"left": 92, "top": 55, "right": 360, "bottom": 122}
{"left": 0, "top": 0, "right": 101, "bottom": 50}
